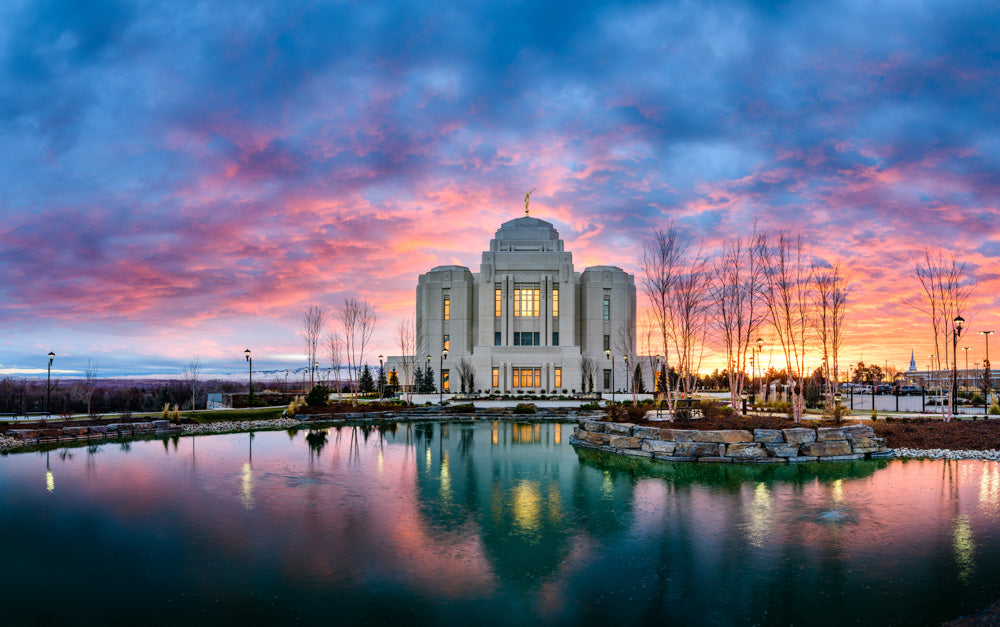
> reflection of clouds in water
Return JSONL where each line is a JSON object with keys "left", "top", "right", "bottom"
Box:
{"left": 953, "top": 514, "right": 975, "bottom": 584}
{"left": 978, "top": 464, "right": 1000, "bottom": 513}
{"left": 744, "top": 482, "right": 772, "bottom": 548}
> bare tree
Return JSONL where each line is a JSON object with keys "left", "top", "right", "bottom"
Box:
{"left": 709, "top": 228, "right": 767, "bottom": 413}
{"left": 183, "top": 358, "right": 202, "bottom": 410}
{"left": 339, "top": 298, "right": 378, "bottom": 406}
{"left": 813, "top": 264, "right": 848, "bottom": 411}
{"left": 667, "top": 247, "right": 710, "bottom": 399}
{"left": 396, "top": 317, "right": 416, "bottom": 404}
{"left": 579, "top": 356, "right": 597, "bottom": 394}
{"left": 456, "top": 358, "right": 475, "bottom": 394}
{"left": 301, "top": 305, "right": 326, "bottom": 387}
{"left": 759, "top": 232, "right": 813, "bottom": 422}
{"left": 640, "top": 225, "right": 686, "bottom": 414}
{"left": 911, "top": 248, "right": 974, "bottom": 421}
{"left": 615, "top": 313, "right": 639, "bottom": 403}
{"left": 327, "top": 330, "right": 344, "bottom": 403}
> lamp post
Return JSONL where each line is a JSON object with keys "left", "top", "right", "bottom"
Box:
{"left": 749, "top": 353, "right": 755, "bottom": 405}
{"left": 284, "top": 369, "right": 289, "bottom": 393}
{"left": 952, "top": 316, "right": 965, "bottom": 417}
{"left": 623, "top": 355, "right": 630, "bottom": 398}
{"left": 605, "top": 349, "right": 612, "bottom": 402}
{"left": 440, "top": 349, "right": 448, "bottom": 405}
{"left": 378, "top": 355, "right": 384, "bottom": 399}
{"left": 963, "top": 346, "right": 971, "bottom": 391}
{"left": 425, "top": 355, "right": 431, "bottom": 395}
{"left": 244, "top": 349, "right": 252, "bottom": 404}
{"left": 313, "top": 361, "right": 319, "bottom": 390}
{"left": 46, "top": 351, "right": 55, "bottom": 415}
{"left": 655, "top": 355, "right": 662, "bottom": 399}
{"left": 981, "top": 330, "right": 994, "bottom": 407}
{"left": 848, "top": 365, "right": 854, "bottom": 410}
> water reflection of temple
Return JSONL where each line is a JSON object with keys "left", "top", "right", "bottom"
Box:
{"left": 397, "top": 421, "right": 633, "bottom": 589}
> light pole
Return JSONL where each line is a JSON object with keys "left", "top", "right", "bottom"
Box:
{"left": 244, "top": 349, "right": 252, "bottom": 404}
{"left": 313, "top": 361, "right": 319, "bottom": 390}
{"left": 440, "top": 349, "right": 448, "bottom": 404}
{"left": 952, "top": 316, "right": 965, "bottom": 417}
{"left": 749, "top": 353, "right": 755, "bottom": 405}
{"left": 605, "top": 349, "right": 612, "bottom": 402}
{"left": 655, "top": 355, "right": 662, "bottom": 399}
{"left": 623, "top": 355, "right": 630, "bottom": 398}
{"left": 981, "top": 330, "right": 994, "bottom": 407}
{"left": 426, "top": 355, "right": 432, "bottom": 395}
{"left": 284, "top": 369, "right": 289, "bottom": 393}
{"left": 378, "top": 355, "right": 384, "bottom": 399}
{"left": 963, "top": 346, "right": 971, "bottom": 391}
{"left": 46, "top": 351, "right": 54, "bottom": 415}
{"left": 848, "top": 365, "right": 854, "bottom": 410}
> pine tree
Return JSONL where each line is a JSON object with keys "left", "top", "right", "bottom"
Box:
{"left": 388, "top": 369, "right": 399, "bottom": 395}
{"left": 424, "top": 363, "right": 436, "bottom": 393}
{"left": 359, "top": 365, "right": 375, "bottom": 394}
{"left": 635, "top": 365, "right": 646, "bottom": 393}
{"left": 377, "top": 366, "right": 388, "bottom": 397}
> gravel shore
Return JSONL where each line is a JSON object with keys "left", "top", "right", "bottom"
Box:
{"left": 894, "top": 447, "right": 1000, "bottom": 461}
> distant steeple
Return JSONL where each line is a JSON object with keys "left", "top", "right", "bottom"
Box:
{"left": 909, "top": 350, "right": 917, "bottom": 372}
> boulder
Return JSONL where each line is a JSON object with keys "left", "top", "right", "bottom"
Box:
{"left": 641, "top": 440, "right": 676, "bottom": 455}
{"left": 632, "top": 426, "right": 661, "bottom": 439}
{"left": 608, "top": 435, "right": 642, "bottom": 450}
{"left": 764, "top": 442, "right": 801, "bottom": 458}
{"left": 674, "top": 441, "right": 724, "bottom": 457}
{"left": 699, "top": 457, "right": 733, "bottom": 463}
{"left": 816, "top": 427, "right": 847, "bottom": 441}
{"left": 132, "top": 422, "right": 154, "bottom": 431}
{"left": 699, "top": 430, "right": 754, "bottom": 444}
{"left": 581, "top": 431, "right": 611, "bottom": 446}
{"left": 606, "top": 422, "right": 634, "bottom": 435}
{"left": 663, "top": 429, "right": 700, "bottom": 442}
{"left": 62, "top": 427, "right": 88, "bottom": 436}
{"left": 842, "top": 424, "right": 876, "bottom": 438}
{"left": 849, "top": 436, "right": 885, "bottom": 453}
{"left": 782, "top": 428, "right": 816, "bottom": 445}
{"left": 725, "top": 442, "right": 767, "bottom": 458}
{"left": 732, "top": 457, "right": 787, "bottom": 464}
{"left": 619, "top": 449, "right": 652, "bottom": 458}
{"left": 788, "top": 456, "right": 819, "bottom": 462}
{"left": 151, "top": 419, "right": 171, "bottom": 428}
{"left": 580, "top": 420, "right": 605, "bottom": 433}
{"left": 10, "top": 429, "right": 40, "bottom": 440}
{"left": 800, "top": 440, "right": 852, "bottom": 457}
{"left": 821, "top": 454, "right": 865, "bottom": 461}
{"left": 88, "top": 425, "right": 108, "bottom": 434}
{"left": 753, "top": 429, "right": 784, "bottom": 443}
{"left": 657, "top": 454, "right": 698, "bottom": 462}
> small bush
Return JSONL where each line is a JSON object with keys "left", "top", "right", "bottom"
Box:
{"left": 513, "top": 403, "right": 537, "bottom": 415}
{"left": 991, "top": 404, "right": 1000, "bottom": 416}
{"left": 446, "top": 403, "right": 476, "bottom": 414}
{"left": 579, "top": 401, "right": 602, "bottom": 410}
{"left": 305, "top": 385, "right": 333, "bottom": 407}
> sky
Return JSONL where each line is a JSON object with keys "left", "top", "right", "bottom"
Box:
{"left": 1, "top": 0, "right": 999, "bottom": 380}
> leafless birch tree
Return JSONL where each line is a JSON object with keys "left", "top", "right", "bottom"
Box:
{"left": 327, "top": 330, "right": 344, "bottom": 402}
{"left": 709, "top": 228, "right": 767, "bottom": 413}
{"left": 396, "top": 316, "right": 416, "bottom": 404}
{"left": 759, "top": 232, "right": 813, "bottom": 422}
{"left": 339, "top": 298, "right": 378, "bottom": 406}
{"left": 580, "top": 356, "right": 597, "bottom": 394}
{"left": 668, "top": 248, "right": 710, "bottom": 398}
{"left": 456, "top": 358, "right": 475, "bottom": 394}
{"left": 640, "top": 225, "right": 685, "bottom": 414}
{"left": 183, "top": 358, "right": 201, "bottom": 410}
{"left": 616, "top": 313, "right": 639, "bottom": 403}
{"left": 912, "top": 248, "right": 974, "bottom": 421}
{"left": 813, "top": 263, "right": 848, "bottom": 411}
{"left": 301, "top": 305, "right": 325, "bottom": 387}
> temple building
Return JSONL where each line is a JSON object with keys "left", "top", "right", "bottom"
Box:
{"left": 395, "top": 215, "right": 636, "bottom": 395}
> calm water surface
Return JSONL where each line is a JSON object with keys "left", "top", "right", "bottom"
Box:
{"left": 2, "top": 421, "right": 999, "bottom": 626}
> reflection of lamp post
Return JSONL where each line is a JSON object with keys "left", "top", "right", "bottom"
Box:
{"left": 244, "top": 349, "right": 253, "bottom": 404}
{"left": 46, "top": 351, "right": 55, "bottom": 415}
{"left": 605, "top": 349, "right": 612, "bottom": 402}
{"left": 952, "top": 316, "right": 964, "bottom": 416}
{"left": 378, "top": 355, "right": 384, "bottom": 399}
{"left": 45, "top": 451, "right": 54, "bottom": 493}
{"left": 440, "top": 350, "right": 448, "bottom": 404}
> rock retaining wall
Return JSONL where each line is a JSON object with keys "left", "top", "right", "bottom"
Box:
{"left": 570, "top": 420, "right": 894, "bottom": 463}
{"left": 7, "top": 420, "right": 183, "bottom": 446}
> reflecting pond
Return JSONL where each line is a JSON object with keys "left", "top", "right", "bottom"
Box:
{"left": 2, "top": 421, "right": 1000, "bottom": 625}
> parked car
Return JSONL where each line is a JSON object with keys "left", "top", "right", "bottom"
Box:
{"left": 875, "top": 384, "right": 893, "bottom": 395}
{"left": 896, "top": 385, "right": 921, "bottom": 396}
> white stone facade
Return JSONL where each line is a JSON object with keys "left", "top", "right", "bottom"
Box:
{"left": 390, "top": 216, "right": 636, "bottom": 395}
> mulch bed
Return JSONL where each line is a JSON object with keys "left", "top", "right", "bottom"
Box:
{"left": 625, "top": 414, "right": 1000, "bottom": 452}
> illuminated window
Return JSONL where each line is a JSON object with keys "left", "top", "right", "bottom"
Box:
{"left": 443, "top": 297, "right": 450, "bottom": 320}
{"left": 443, "top": 370, "right": 449, "bottom": 391}
{"left": 552, "top": 332, "right": 559, "bottom": 346}
{"left": 495, "top": 288, "right": 502, "bottom": 317}
{"left": 553, "top": 288, "right": 559, "bottom": 317}
{"left": 443, "top": 335, "right": 450, "bottom": 351}
{"left": 603, "top": 297, "right": 610, "bottom": 320}
{"left": 512, "top": 368, "right": 520, "bottom": 388}
{"left": 513, "top": 288, "right": 539, "bottom": 317}
{"left": 495, "top": 332, "right": 501, "bottom": 346}
{"left": 534, "top": 368, "right": 541, "bottom": 387}
{"left": 554, "top": 368, "right": 562, "bottom": 388}
{"left": 492, "top": 367, "right": 499, "bottom": 387}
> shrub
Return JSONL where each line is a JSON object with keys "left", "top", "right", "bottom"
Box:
{"left": 446, "top": 403, "right": 476, "bottom": 414}
{"left": 513, "top": 403, "right": 537, "bottom": 414}
{"left": 579, "top": 401, "right": 602, "bottom": 410}
{"left": 991, "top": 404, "right": 1000, "bottom": 416}
{"left": 305, "top": 385, "right": 333, "bottom": 407}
